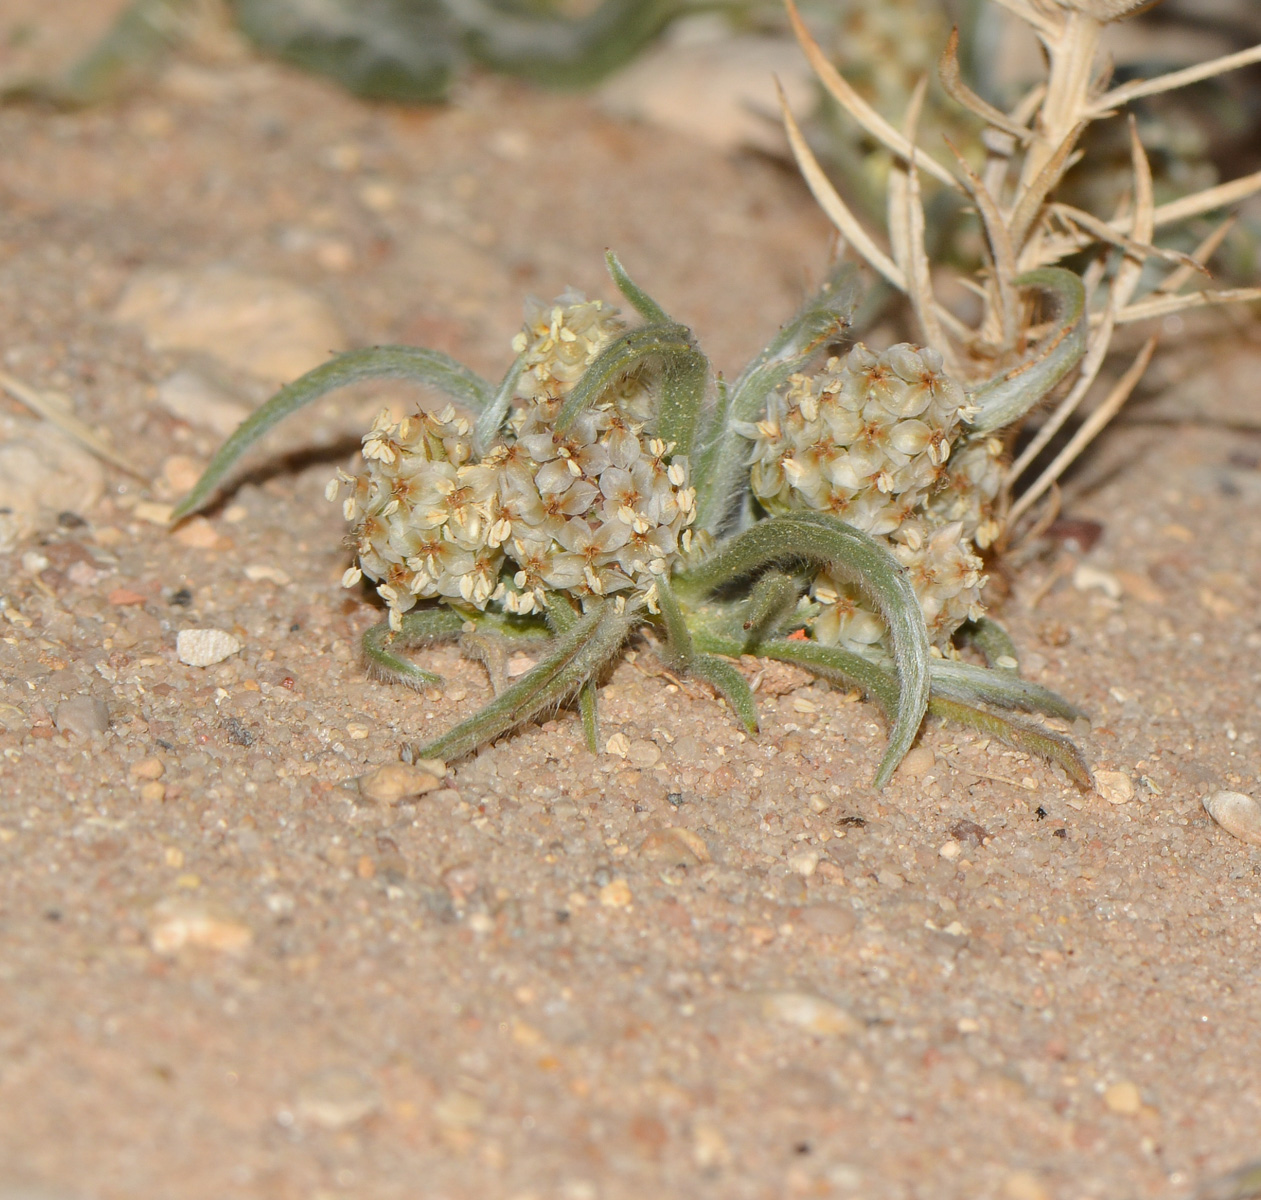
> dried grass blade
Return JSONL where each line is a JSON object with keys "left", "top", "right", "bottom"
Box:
{"left": 939, "top": 28, "right": 1031, "bottom": 142}
{"left": 1156, "top": 217, "right": 1234, "bottom": 295}
{"left": 1113, "top": 287, "right": 1261, "bottom": 325}
{"left": 1008, "top": 335, "right": 1157, "bottom": 526}
{"left": 947, "top": 139, "right": 1019, "bottom": 349}
{"left": 777, "top": 81, "right": 906, "bottom": 292}
{"left": 784, "top": 0, "right": 959, "bottom": 192}
{"left": 1010, "top": 122, "right": 1088, "bottom": 263}
{"left": 1004, "top": 304, "right": 1113, "bottom": 487}
{"left": 1110, "top": 170, "right": 1261, "bottom": 235}
{"left": 905, "top": 149, "right": 953, "bottom": 369}
{"left": 0, "top": 370, "right": 147, "bottom": 480}
{"left": 1092, "top": 41, "right": 1261, "bottom": 115}
{"left": 1047, "top": 202, "right": 1203, "bottom": 273}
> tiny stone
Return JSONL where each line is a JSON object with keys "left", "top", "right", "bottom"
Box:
{"left": 243, "top": 564, "right": 291, "bottom": 585}
{"left": 1103, "top": 1080, "right": 1143, "bottom": 1115}
{"left": 1003, "top": 1170, "right": 1051, "bottom": 1200}
{"left": 939, "top": 840, "right": 962, "bottom": 860}
{"left": 605, "top": 732, "right": 631, "bottom": 758}
{"left": 157, "top": 368, "right": 251, "bottom": 437}
{"left": 757, "top": 991, "right": 860, "bottom": 1037}
{"left": 356, "top": 763, "right": 444, "bottom": 803}
{"left": 149, "top": 899, "right": 252, "bottom": 954}
{"left": 107, "top": 587, "right": 148, "bottom": 607}
{"left": 295, "top": 1067, "right": 381, "bottom": 1130}
{"left": 129, "top": 757, "right": 165, "bottom": 780}
{"left": 639, "top": 828, "right": 708, "bottom": 866}
{"left": 441, "top": 863, "right": 479, "bottom": 904}
{"left": 626, "top": 738, "right": 662, "bottom": 769}
{"left": 1203, "top": 791, "right": 1261, "bottom": 846}
{"left": 54, "top": 696, "right": 110, "bottom": 737}
{"left": 1095, "top": 770, "right": 1134, "bottom": 805}
{"left": 598, "top": 879, "right": 633, "bottom": 908}
{"left": 788, "top": 849, "right": 820, "bottom": 877}
{"left": 506, "top": 653, "right": 536, "bottom": 678}
{"left": 140, "top": 782, "right": 166, "bottom": 803}
{"left": 177, "top": 628, "right": 241, "bottom": 667}
{"left": 898, "top": 746, "right": 935, "bottom": 780}
{"left": 172, "top": 517, "right": 221, "bottom": 549}
{"left": 1073, "top": 563, "right": 1122, "bottom": 599}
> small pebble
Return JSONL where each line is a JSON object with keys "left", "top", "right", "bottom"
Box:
{"left": 295, "top": 1067, "right": 382, "bottom": 1130}
{"left": 107, "top": 587, "right": 148, "bottom": 607}
{"left": 149, "top": 899, "right": 252, "bottom": 953}
{"left": 598, "top": 879, "right": 633, "bottom": 908}
{"left": 1103, "top": 1080, "right": 1143, "bottom": 1115}
{"left": 54, "top": 696, "right": 110, "bottom": 737}
{"left": 114, "top": 265, "right": 346, "bottom": 382}
{"left": 756, "top": 990, "right": 860, "bottom": 1037}
{"left": 605, "top": 732, "right": 631, "bottom": 758}
{"left": 939, "top": 840, "right": 962, "bottom": 860}
{"left": 243, "top": 564, "right": 290, "bottom": 585}
{"left": 356, "top": 762, "right": 445, "bottom": 803}
{"left": 692, "top": 1122, "right": 731, "bottom": 1169}
{"left": 177, "top": 628, "right": 241, "bottom": 667}
{"left": 1003, "top": 1170, "right": 1051, "bottom": 1200}
{"left": 1072, "top": 563, "right": 1122, "bottom": 599}
{"left": 157, "top": 368, "right": 251, "bottom": 437}
{"left": 626, "top": 738, "right": 662, "bottom": 769}
{"left": 1203, "top": 791, "right": 1261, "bottom": 846}
{"left": 639, "top": 827, "right": 709, "bottom": 866}
{"left": 129, "top": 757, "right": 165, "bottom": 780}
{"left": 788, "top": 849, "right": 820, "bottom": 877}
{"left": 1095, "top": 770, "right": 1134, "bottom": 805}
{"left": 898, "top": 746, "right": 935, "bottom": 780}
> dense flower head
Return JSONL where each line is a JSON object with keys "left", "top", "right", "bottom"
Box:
{"left": 747, "top": 342, "right": 993, "bottom": 657}
{"left": 333, "top": 292, "right": 696, "bottom": 627}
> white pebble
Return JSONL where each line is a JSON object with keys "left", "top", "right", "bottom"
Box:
{"left": 1204, "top": 791, "right": 1261, "bottom": 846}
{"left": 788, "top": 849, "right": 820, "bottom": 877}
{"left": 1094, "top": 770, "right": 1133, "bottom": 805}
{"left": 757, "top": 990, "right": 860, "bottom": 1036}
{"left": 1072, "top": 563, "right": 1122, "bottom": 599}
{"left": 176, "top": 628, "right": 241, "bottom": 667}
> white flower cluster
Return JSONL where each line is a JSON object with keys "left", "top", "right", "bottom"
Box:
{"left": 332, "top": 294, "right": 696, "bottom": 628}
{"left": 746, "top": 342, "right": 1001, "bottom": 656}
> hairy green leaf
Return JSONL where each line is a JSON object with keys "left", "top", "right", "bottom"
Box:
{"left": 173, "top": 346, "right": 490, "bottom": 520}
{"left": 692, "top": 261, "right": 861, "bottom": 535}
{"left": 675, "top": 512, "right": 930, "bottom": 788}
{"left": 555, "top": 322, "right": 707, "bottom": 456}
{"left": 362, "top": 608, "right": 466, "bottom": 687}
{"left": 411, "top": 600, "right": 631, "bottom": 762}
{"left": 967, "top": 268, "right": 1086, "bottom": 434}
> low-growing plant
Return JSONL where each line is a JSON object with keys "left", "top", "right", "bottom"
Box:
{"left": 174, "top": 0, "right": 1261, "bottom": 790}
{"left": 175, "top": 249, "right": 1091, "bottom": 788}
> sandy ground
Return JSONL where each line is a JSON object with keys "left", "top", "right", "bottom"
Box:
{"left": 3, "top": 6, "right": 1261, "bottom": 1200}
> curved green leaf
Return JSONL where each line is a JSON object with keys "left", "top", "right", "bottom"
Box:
{"left": 675, "top": 512, "right": 930, "bottom": 788}
{"left": 362, "top": 607, "right": 466, "bottom": 687}
{"left": 605, "top": 251, "right": 671, "bottom": 324}
{"left": 410, "top": 599, "right": 632, "bottom": 762}
{"left": 692, "top": 262, "right": 861, "bottom": 536}
{"left": 967, "top": 268, "right": 1086, "bottom": 434}
{"left": 555, "top": 321, "right": 708, "bottom": 456}
{"left": 930, "top": 660, "right": 1087, "bottom": 722}
{"left": 173, "top": 346, "right": 491, "bottom": 520}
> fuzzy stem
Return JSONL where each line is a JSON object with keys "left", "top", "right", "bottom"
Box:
{"left": 362, "top": 608, "right": 467, "bottom": 687}
{"left": 411, "top": 600, "right": 631, "bottom": 762}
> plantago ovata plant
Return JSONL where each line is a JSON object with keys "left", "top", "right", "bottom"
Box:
{"left": 177, "top": 0, "right": 1261, "bottom": 791}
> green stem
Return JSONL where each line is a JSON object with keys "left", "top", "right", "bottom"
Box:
{"left": 411, "top": 601, "right": 631, "bottom": 762}
{"left": 362, "top": 607, "right": 467, "bottom": 687}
